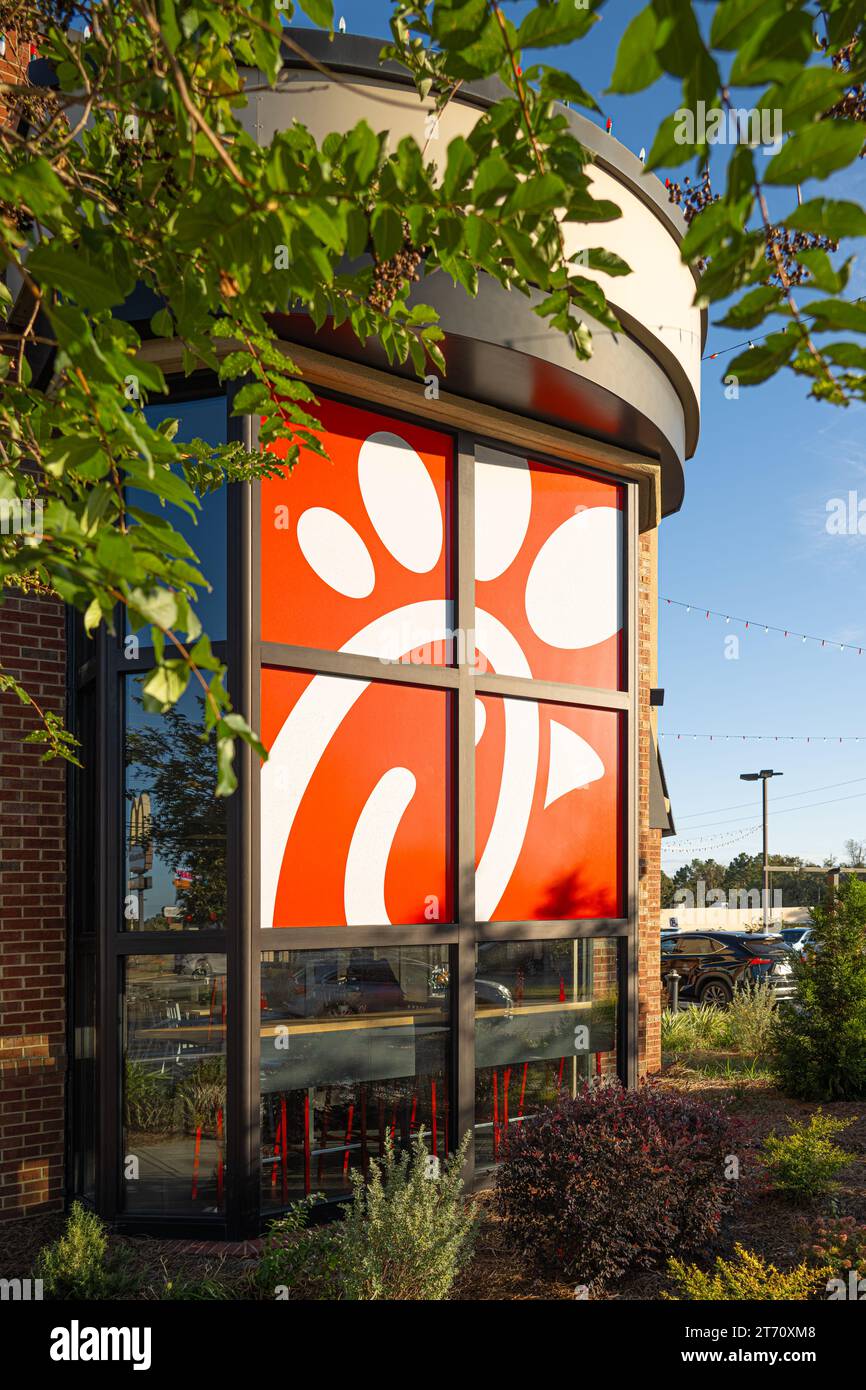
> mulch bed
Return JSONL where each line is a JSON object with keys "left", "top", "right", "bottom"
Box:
{"left": 4, "top": 1062, "right": 865, "bottom": 1299}
{"left": 454, "top": 1061, "right": 866, "bottom": 1300}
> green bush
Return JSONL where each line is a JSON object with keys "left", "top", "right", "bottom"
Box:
{"left": 661, "top": 1004, "right": 727, "bottom": 1054}
{"left": 759, "top": 1112, "right": 856, "bottom": 1203}
{"left": 257, "top": 1132, "right": 476, "bottom": 1300}
{"left": 772, "top": 876, "right": 866, "bottom": 1100}
{"left": 255, "top": 1196, "right": 342, "bottom": 1300}
{"left": 723, "top": 981, "right": 778, "bottom": 1054}
{"left": 665, "top": 1244, "right": 831, "bottom": 1300}
{"left": 337, "top": 1130, "right": 475, "bottom": 1300}
{"left": 34, "top": 1202, "right": 138, "bottom": 1300}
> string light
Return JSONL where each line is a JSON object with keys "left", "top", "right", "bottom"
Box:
{"left": 661, "top": 733, "right": 866, "bottom": 743}
{"left": 663, "top": 597, "right": 865, "bottom": 656}
{"left": 702, "top": 294, "right": 866, "bottom": 362}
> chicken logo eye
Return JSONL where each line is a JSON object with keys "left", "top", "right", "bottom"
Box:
{"left": 260, "top": 400, "right": 623, "bottom": 930}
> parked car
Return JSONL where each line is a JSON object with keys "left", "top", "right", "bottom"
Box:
{"left": 660, "top": 931, "right": 797, "bottom": 1007}
{"left": 779, "top": 925, "right": 814, "bottom": 956}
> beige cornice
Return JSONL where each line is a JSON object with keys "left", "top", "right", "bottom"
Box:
{"left": 137, "top": 334, "right": 662, "bottom": 531}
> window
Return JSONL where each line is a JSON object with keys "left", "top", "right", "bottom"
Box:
{"left": 475, "top": 697, "right": 622, "bottom": 921}
{"left": 260, "top": 670, "right": 453, "bottom": 929}
{"left": 139, "top": 395, "right": 228, "bottom": 641}
{"left": 474, "top": 938, "right": 619, "bottom": 1168}
{"left": 260, "top": 946, "right": 450, "bottom": 1206}
{"left": 123, "top": 954, "right": 227, "bottom": 1214}
{"left": 124, "top": 678, "right": 226, "bottom": 932}
{"left": 474, "top": 446, "right": 623, "bottom": 689}
{"left": 261, "top": 397, "right": 454, "bottom": 662}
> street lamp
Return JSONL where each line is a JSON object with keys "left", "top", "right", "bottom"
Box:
{"left": 739, "top": 769, "right": 783, "bottom": 930}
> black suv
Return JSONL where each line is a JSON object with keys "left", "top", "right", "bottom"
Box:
{"left": 660, "top": 931, "right": 796, "bottom": 1007}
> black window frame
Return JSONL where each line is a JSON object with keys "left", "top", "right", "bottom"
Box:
{"left": 71, "top": 378, "right": 639, "bottom": 1238}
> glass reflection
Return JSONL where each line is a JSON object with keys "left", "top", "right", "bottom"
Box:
{"left": 138, "top": 395, "right": 228, "bottom": 641}
{"left": 123, "top": 954, "right": 226, "bottom": 1214}
{"left": 260, "top": 946, "right": 450, "bottom": 1207}
{"left": 124, "top": 681, "right": 226, "bottom": 931}
{"left": 474, "top": 938, "right": 618, "bottom": 1167}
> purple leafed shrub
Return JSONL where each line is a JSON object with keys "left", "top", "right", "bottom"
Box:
{"left": 495, "top": 1081, "right": 737, "bottom": 1288}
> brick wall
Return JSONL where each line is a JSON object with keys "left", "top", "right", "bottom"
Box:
{"left": 638, "top": 528, "right": 662, "bottom": 1076}
{"left": 0, "top": 591, "right": 67, "bottom": 1219}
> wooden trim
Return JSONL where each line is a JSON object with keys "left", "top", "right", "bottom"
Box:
{"left": 137, "top": 336, "right": 663, "bottom": 531}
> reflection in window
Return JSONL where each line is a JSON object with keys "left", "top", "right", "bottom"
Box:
{"left": 124, "top": 680, "right": 226, "bottom": 931}
{"left": 260, "top": 946, "right": 450, "bottom": 1207}
{"left": 138, "top": 394, "right": 228, "bottom": 641}
{"left": 474, "top": 938, "right": 618, "bottom": 1168}
{"left": 123, "top": 955, "right": 226, "bottom": 1214}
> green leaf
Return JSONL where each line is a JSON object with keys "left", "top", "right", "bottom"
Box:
{"left": 804, "top": 299, "right": 866, "bottom": 335}
{"left": 517, "top": 0, "right": 596, "bottom": 50}
{"left": 150, "top": 308, "right": 174, "bottom": 337}
{"left": 645, "top": 111, "right": 698, "bottom": 170}
{"left": 503, "top": 171, "right": 566, "bottom": 215}
{"left": 472, "top": 155, "right": 516, "bottom": 207}
{"left": 141, "top": 661, "right": 191, "bottom": 712}
{"left": 297, "top": 0, "right": 333, "bottom": 28}
{"left": 729, "top": 8, "right": 813, "bottom": 86}
{"left": 727, "top": 331, "right": 796, "bottom": 385}
{"left": 786, "top": 200, "right": 866, "bottom": 240}
{"left": 760, "top": 67, "right": 848, "bottom": 133}
{"left": 443, "top": 137, "right": 475, "bottom": 200}
{"left": 715, "top": 285, "right": 783, "bottom": 330}
{"left": 765, "top": 122, "right": 866, "bottom": 186}
{"left": 371, "top": 205, "right": 403, "bottom": 262}
{"left": 711, "top": 0, "right": 784, "bottom": 50}
{"left": 797, "top": 250, "right": 851, "bottom": 295}
{"left": 608, "top": 7, "right": 661, "bottom": 94}
{"left": 537, "top": 70, "right": 600, "bottom": 114}
{"left": 28, "top": 245, "right": 128, "bottom": 312}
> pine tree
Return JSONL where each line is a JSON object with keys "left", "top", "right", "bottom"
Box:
{"left": 773, "top": 877, "right": 866, "bottom": 1101}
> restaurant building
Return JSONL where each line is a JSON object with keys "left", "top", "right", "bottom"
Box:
{"left": 0, "top": 31, "right": 695, "bottom": 1236}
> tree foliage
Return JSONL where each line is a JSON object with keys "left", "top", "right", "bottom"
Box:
{"left": 1, "top": 0, "right": 864, "bottom": 781}
{"left": 772, "top": 875, "right": 866, "bottom": 1100}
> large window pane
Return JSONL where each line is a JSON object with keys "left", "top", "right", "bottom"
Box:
{"left": 475, "top": 698, "right": 622, "bottom": 921}
{"left": 260, "top": 946, "right": 450, "bottom": 1207}
{"left": 261, "top": 397, "right": 454, "bottom": 663}
{"left": 474, "top": 447, "right": 623, "bottom": 690}
{"left": 123, "top": 954, "right": 227, "bottom": 1215}
{"left": 474, "top": 938, "right": 619, "bottom": 1169}
{"left": 137, "top": 395, "right": 228, "bottom": 641}
{"left": 260, "top": 670, "right": 453, "bottom": 928}
{"left": 124, "top": 678, "right": 226, "bottom": 931}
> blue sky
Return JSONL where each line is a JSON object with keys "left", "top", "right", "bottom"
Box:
{"left": 308, "top": 2, "right": 866, "bottom": 867}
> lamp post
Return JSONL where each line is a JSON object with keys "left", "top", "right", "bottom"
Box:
{"left": 739, "top": 769, "right": 783, "bottom": 930}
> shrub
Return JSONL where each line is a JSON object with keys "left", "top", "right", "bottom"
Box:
{"left": 495, "top": 1080, "right": 736, "bottom": 1288}
{"left": 34, "top": 1202, "right": 138, "bottom": 1300}
{"left": 255, "top": 1196, "right": 343, "bottom": 1300}
{"left": 661, "top": 1003, "right": 727, "bottom": 1054}
{"left": 806, "top": 1215, "right": 866, "bottom": 1278}
{"left": 661, "top": 1007, "right": 698, "bottom": 1053}
{"left": 665, "top": 1244, "right": 831, "bottom": 1301}
{"left": 337, "top": 1130, "right": 475, "bottom": 1300}
{"left": 772, "top": 876, "right": 866, "bottom": 1100}
{"left": 256, "top": 1132, "right": 476, "bottom": 1301}
{"left": 723, "top": 981, "right": 778, "bottom": 1054}
{"left": 759, "top": 1112, "right": 856, "bottom": 1203}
